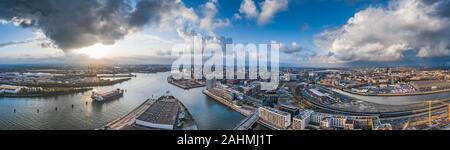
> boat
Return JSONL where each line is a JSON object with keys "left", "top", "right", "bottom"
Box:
{"left": 91, "top": 88, "right": 124, "bottom": 101}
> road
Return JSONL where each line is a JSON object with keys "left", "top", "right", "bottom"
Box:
{"left": 234, "top": 112, "right": 259, "bottom": 130}
{"left": 104, "top": 98, "right": 157, "bottom": 130}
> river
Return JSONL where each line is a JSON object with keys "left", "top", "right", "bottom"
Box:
{"left": 333, "top": 89, "right": 450, "bottom": 105}
{"left": 0, "top": 72, "right": 245, "bottom": 130}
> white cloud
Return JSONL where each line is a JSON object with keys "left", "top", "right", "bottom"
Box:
{"left": 233, "top": 13, "right": 242, "bottom": 20}
{"left": 199, "top": 0, "right": 230, "bottom": 31}
{"left": 213, "top": 18, "right": 231, "bottom": 28}
{"left": 315, "top": 0, "right": 450, "bottom": 62}
{"left": 258, "top": 0, "right": 289, "bottom": 25}
{"left": 235, "top": 0, "right": 288, "bottom": 25}
{"left": 0, "top": 19, "right": 8, "bottom": 24}
{"left": 239, "top": 0, "right": 259, "bottom": 19}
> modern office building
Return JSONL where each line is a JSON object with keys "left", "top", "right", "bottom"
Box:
{"left": 263, "top": 91, "right": 279, "bottom": 107}
{"left": 344, "top": 119, "right": 355, "bottom": 130}
{"left": 206, "top": 78, "right": 216, "bottom": 90}
{"left": 329, "top": 115, "right": 347, "bottom": 129}
{"left": 320, "top": 117, "right": 331, "bottom": 129}
{"left": 208, "top": 88, "right": 235, "bottom": 102}
{"left": 352, "top": 117, "right": 374, "bottom": 130}
{"left": 258, "top": 106, "right": 291, "bottom": 129}
{"left": 310, "top": 112, "right": 330, "bottom": 125}
{"left": 292, "top": 109, "right": 314, "bottom": 130}
{"left": 276, "top": 104, "right": 300, "bottom": 116}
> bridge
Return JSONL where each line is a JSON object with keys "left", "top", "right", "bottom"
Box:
{"left": 233, "top": 111, "right": 283, "bottom": 130}
{"left": 234, "top": 111, "right": 259, "bottom": 130}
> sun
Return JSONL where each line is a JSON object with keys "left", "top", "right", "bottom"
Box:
{"left": 77, "top": 44, "right": 112, "bottom": 59}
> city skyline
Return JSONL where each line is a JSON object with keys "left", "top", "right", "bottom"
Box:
{"left": 1, "top": 0, "right": 449, "bottom": 67}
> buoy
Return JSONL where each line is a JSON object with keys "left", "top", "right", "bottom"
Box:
{"left": 37, "top": 109, "right": 39, "bottom": 113}
{"left": 72, "top": 104, "right": 74, "bottom": 108}
{"left": 55, "top": 107, "right": 58, "bottom": 111}
{"left": 13, "top": 109, "right": 16, "bottom": 113}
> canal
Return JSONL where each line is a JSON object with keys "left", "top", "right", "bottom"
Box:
{"left": 0, "top": 72, "right": 245, "bottom": 130}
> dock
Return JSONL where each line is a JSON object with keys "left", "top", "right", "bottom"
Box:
{"left": 103, "top": 96, "right": 198, "bottom": 130}
{"left": 103, "top": 98, "right": 157, "bottom": 130}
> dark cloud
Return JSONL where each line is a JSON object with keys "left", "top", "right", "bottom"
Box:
{"left": 0, "top": 0, "right": 185, "bottom": 51}
{"left": 129, "top": 0, "right": 181, "bottom": 27}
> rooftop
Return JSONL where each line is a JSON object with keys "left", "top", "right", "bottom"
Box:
{"left": 0, "top": 85, "right": 21, "bottom": 90}
{"left": 260, "top": 106, "right": 290, "bottom": 116}
{"left": 295, "top": 109, "right": 314, "bottom": 120}
{"left": 309, "top": 88, "right": 327, "bottom": 97}
{"left": 136, "top": 96, "right": 180, "bottom": 125}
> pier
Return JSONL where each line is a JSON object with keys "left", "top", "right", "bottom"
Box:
{"left": 104, "top": 98, "right": 157, "bottom": 130}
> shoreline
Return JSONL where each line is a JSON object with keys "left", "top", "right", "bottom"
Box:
{"left": 104, "top": 97, "right": 198, "bottom": 130}
{"left": 203, "top": 90, "right": 254, "bottom": 117}
{"left": 167, "top": 77, "right": 205, "bottom": 90}
{"left": 2, "top": 78, "right": 131, "bottom": 88}
{"left": 0, "top": 88, "right": 93, "bottom": 98}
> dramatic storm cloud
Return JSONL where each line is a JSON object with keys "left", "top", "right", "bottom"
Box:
{"left": 0, "top": 0, "right": 194, "bottom": 51}
{"left": 314, "top": 0, "right": 450, "bottom": 62}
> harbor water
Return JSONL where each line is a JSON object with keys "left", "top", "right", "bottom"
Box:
{"left": 0, "top": 72, "right": 244, "bottom": 130}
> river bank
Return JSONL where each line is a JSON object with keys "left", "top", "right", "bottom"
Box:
{"left": 0, "top": 87, "right": 93, "bottom": 98}
{"left": 203, "top": 90, "right": 255, "bottom": 117}
{"left": 3, "top": 78, "right": 131, "bottom": 88}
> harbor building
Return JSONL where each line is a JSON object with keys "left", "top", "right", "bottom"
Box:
{"left": 135, "top": 96, "right": 181, "bottom": 130}
{"left": 0, "top": 85, "right": 22, "bottom": 94}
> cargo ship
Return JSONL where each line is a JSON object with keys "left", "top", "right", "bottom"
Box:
{"left": 91, "top": 89, "right": 124, "bottom": 101}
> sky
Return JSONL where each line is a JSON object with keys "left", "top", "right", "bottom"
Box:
{"left": 0, "top": 0, "right": 449, "bottom": 67}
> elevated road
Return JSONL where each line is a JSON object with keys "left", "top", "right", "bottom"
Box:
{"left": 234, "top": 112, "right": 259, "bottom": 130}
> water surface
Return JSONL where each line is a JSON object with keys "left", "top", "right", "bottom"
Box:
{"left": 0, "top": 72, "right": 244, "bottom": 130}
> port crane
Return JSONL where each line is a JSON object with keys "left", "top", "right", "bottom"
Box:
{"left": 425, "top": 100, "right": 450, "bottom": 126}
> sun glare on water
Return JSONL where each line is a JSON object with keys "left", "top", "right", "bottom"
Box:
{"left": 77, "top": 44, "right": 112, "bottom": 59}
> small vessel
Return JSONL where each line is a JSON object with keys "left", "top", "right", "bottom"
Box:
{"left": 91, "top": 88, "right": 124, "bottom": 101}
